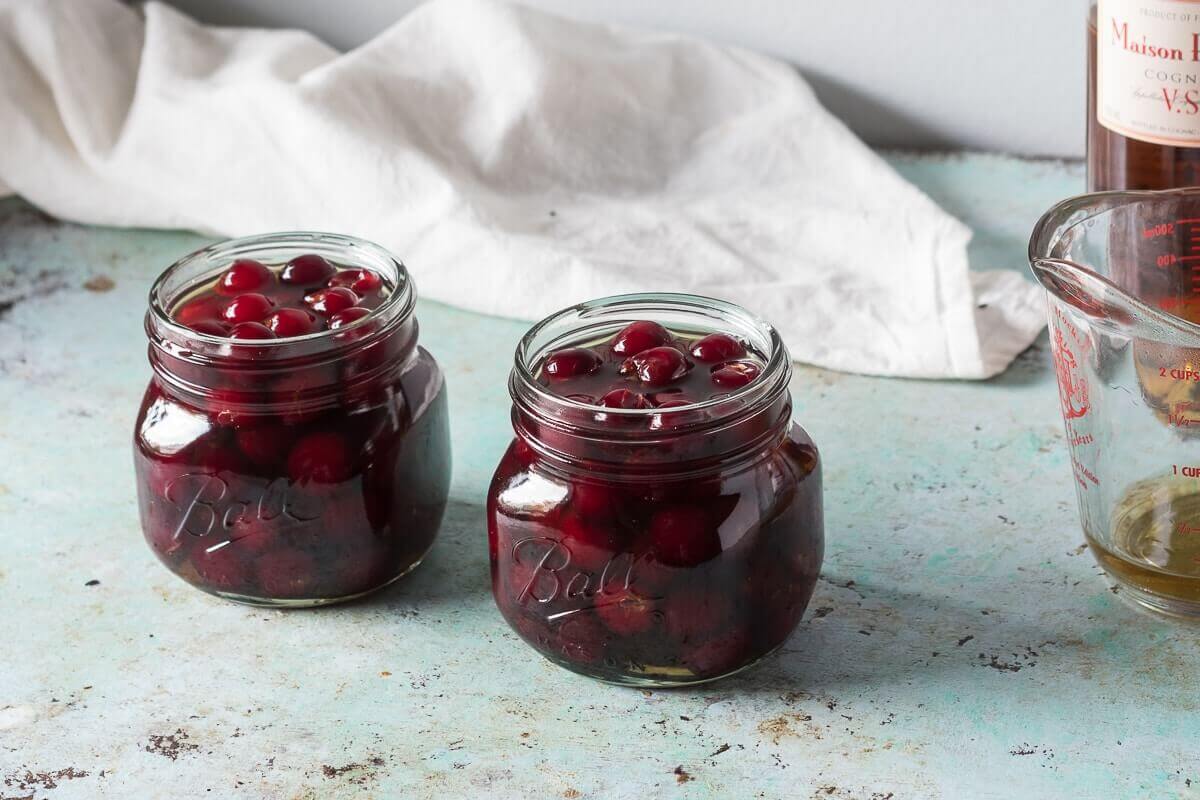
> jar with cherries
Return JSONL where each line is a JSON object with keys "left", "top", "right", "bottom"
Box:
{"left": 134, "top": 233, "right": 451, "bottom": 606}
{"left": 488, "top": 294, "right": 823, "bottom": 686}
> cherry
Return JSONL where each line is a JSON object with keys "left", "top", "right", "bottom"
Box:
{"left": 610, "top": 321, "right": 672, "bottom": 357}
{"left": 690, "top": 333, "right": 746, "bottom": 363}
{"left": 281, "top": 254, "right": 335, "bottom": 287}
{"left": 305, "top": 286, "right": 359, "bottom": 317}
{"left": 186, "top": 436, "right": 247, "bottom": 475}
{"left": 683, "top": 626, "right": 751, "bottom": 677}
{"left": 711, "top": 360, "right": 762, "bottom": 389}
{"left": 175, "top": 294, "right": 225, "bottom": 328}
{"left": 208, "top": 387, "right": 255, "bottom": 427}
{"left": 287, "top": 432, "right": 353, "bottom": 484}
{"left": 596, "top": 588, "right": 658, "bottom": 636}
{"left": 217, "top": 259, "right": 272, "bottom": 295}
{"left": 600, "top": 388, "right": 651, "bottom": 409}
{"left": 229, "top": 322, "right": 276, "bottom": 340}
{"left": 621, "top": 346, "right": 691, "bottom": 387}
{"left": 556, "top": 615, "right": 609, "bottom": 665}
{"left": 663, "top": 588, "right": 733, "bottom": 642}
{"left": 543, "top": 347, "right": 602, "bottom": 381}
{"left": 648, "top": 505, "right": 723, "bottom": 567}
{"left": 329, "top": 268, "right": 383, "bottom": 295}
{"left": 235, "top": 424, "right": 294, "bottom": 468}
{"left": 570, "top": 482, "right": 617, "bottom": 519}
{"left": 254, "top": 547, "right": 318, "bottom": 598}
{"left": 264, "top": 308, "right": 317, "bottom": 338}
{"left": 189, "top": 319, "right": 230, "bottom": 336}
{"left": 329, "top": 306, "right": 372, "bottom": 330}
{"left": 559, "top": 513, "right": 629, "bottom": 572}
{"left": 222, "top": 292, "right": 274, "bottom": 324}
{"left": 190, "top": 541, "right": 250, "bottom": 591}
{"left": 649, "top": 399, "right": 693, "bottom": 431}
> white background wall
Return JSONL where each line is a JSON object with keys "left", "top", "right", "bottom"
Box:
{"left": 164, "top": 0, "right": 1091, "bottom": 158}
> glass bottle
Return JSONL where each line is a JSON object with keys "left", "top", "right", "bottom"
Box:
{"left": 1089, "top": 0, "right": 1200, "bottom": 190}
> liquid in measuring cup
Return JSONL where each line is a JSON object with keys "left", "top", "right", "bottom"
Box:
{"left": 1100, "top": 478, "right": 1200, "bottom": 605}
{"left": 1032, "top": 189, "right": 1200, "bottom": 618}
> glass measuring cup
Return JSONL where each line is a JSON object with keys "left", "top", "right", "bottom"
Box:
{"left": 1031, "top": 188, "right": 1200, "bottom": 618}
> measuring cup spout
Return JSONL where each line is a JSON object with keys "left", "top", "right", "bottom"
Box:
{"left": 1029, "top": 258, "right": 1138, "bottom": 333}
{"left": 1029, "top": 190, "right": 1200, "bottom": 344}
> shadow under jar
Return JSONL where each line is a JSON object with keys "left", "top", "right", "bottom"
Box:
{"left": 134, "top": 233, "right": 451, "bottom": 607}
{"left": 488, "top": 294, "right": 823, "bottom": 686}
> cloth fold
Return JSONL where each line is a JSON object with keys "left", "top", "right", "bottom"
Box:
{"left": 0, "top": 0, "right": 1045, "bottom": 378}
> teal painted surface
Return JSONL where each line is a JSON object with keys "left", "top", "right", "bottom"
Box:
{"left": 1, "top": 153, "right": 1197, "bottom": 799}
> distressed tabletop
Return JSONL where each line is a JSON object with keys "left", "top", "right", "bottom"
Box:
{"left": 1, "top": 153, "right": 1197, "bottom": 800}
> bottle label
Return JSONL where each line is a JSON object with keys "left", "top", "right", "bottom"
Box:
{"left": 1098, "top": 0, "right": 1200, "bottom": 146}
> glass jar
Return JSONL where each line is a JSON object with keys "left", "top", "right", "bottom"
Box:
{"left": 487, "top": 294, "right": 823, "bottom": 686}
{"left": 134, "top": 232, "right": 451, "bottom": 607}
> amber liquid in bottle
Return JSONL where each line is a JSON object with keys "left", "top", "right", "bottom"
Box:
{"left": 1088, "top": 5, "right": 1200, "bottom": 190}
{"left": 1085, "top": 3, "right": 1200, "bottom": 614}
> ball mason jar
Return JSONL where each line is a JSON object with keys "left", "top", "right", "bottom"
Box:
{"left": 487, "top": 294, "right": 823, "bottom": 686}
{"left": 133, "top": 232, "right": 451, "bottom": 606}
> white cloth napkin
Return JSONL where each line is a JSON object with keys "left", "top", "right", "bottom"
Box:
{"left": 0, "top": 0, "right": 1045, "bottom": 379}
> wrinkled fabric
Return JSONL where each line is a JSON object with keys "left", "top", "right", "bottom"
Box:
{"left": 0, "top": 0, "right": 1044, "bottom": 378}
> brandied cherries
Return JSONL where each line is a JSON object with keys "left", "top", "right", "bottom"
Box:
{"left": 174, "top": 253, "right": 386, "bottom": 339}
{"left": 134, "top": 234, "right": 451, "bottom": 606}
{"left": 532, "top": 320, "right": 767, "bottom": 410}
{"left": 489, "top": 298, "right": 824, "bottom": 686}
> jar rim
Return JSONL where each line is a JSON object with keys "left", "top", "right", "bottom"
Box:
{"left": 511, "top": 292, "right": 792, "bottom": 429}
{"left": 147, "top": 231, "right": 415, "bottom": 348}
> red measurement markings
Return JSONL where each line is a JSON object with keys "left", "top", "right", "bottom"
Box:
{"left": 1172, "top": 465, "right": 1200, "bottom": 477}
{"left": 1158, "top": 367, "right": 1200, "bottom": 382}
{"left": 1168, "top": 219, "right": 1200, "bottom": 296}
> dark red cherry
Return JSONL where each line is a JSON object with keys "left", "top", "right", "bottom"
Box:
{"left": 235, "top": 424, "right": 295, "bottom": 468}
{"left": 559, "top": 514, "right": 628, "bottom": 573}
{"left": 648, "top": 505, "right": 722, "bottom": 567}
{"left": 305, "top": 287, "right": 359, "bottom": 317}
{"left": 610, "top": 320, "right": 673, "bottom": 357}
{"left": 570, "top": 482, "right": 617, "bottom": 519}
{"left": 190, "top": 542, "right": 250, "bottom": 591}
{"left": 287, "top": 432, "right": 353, "bottom": 484}
{"left": 556, "top": 615, "right": 608, "bottom": 665}
{"left": 329, "top": 269, "right": 382, "bottom": 295}
{"left": 711, "top": 360, "right": 762, "bottom": 389}
{"left": 222, "top": 292, "right": 274, "bottom": 324}
{"left": 663, "top": 588, "right": 733, "bottom": 642}
{"left": 329, "top": 306, "right": 372, "bottom": 330}
{"left": 254, "top": 548, "right": 318, "bottom": 599}
{"left": 690, "top": 333, "right": 746, "bottom": 363}
{"left": 189, "top": 319, "right": 230, "bottom": 336}
{"left": 621, "top": 346, "right": 691, "bottom": 387}
{"left": 649, "top": 399, "right": 693, "bottom": 431}
{"left": 596, "top": 588, "right": 658, "bottom": 636}
{"left": 229, "top": 322, "right": 276, "bottom": 340}
{"left": 217, "top": 259, "right": 272, "bottom": 295}
{"left": 281, "top": 254, "right": 335, "bottom": 287}
{"left": 683, "top": 626, "right": 751, "bottom": 677}
{"left": 600, "top": 388, "right": 651, "bottom": 409}
{"left": 264, "top": 308, "right": 318, "bottom": 338}
{"left": 175, "top": 294, "right": 225, "bottom": 328}
{"left": 543, "top": 347, "right": 602, "bottom": 381}
{"left": 344, "top": 269, "right": 382, "bottom": 295}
